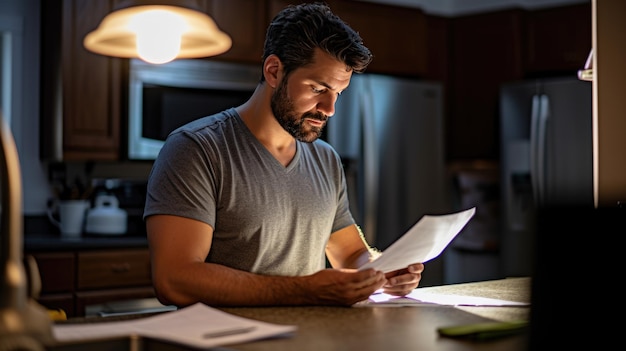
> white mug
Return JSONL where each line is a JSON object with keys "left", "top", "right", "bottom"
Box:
{"left": 47, "top": 199, "right": 90, "bottom": 238}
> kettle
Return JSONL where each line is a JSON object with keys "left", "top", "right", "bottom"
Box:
{"left": 85, "top": 194, "right": 127, "bottom": 235}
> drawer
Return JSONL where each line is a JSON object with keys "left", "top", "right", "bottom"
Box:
{"left": 77, "top": 249, "right": 152, "bottom": 290}
{"left": 31, "top": 252, "right": 76, "bottom": 293}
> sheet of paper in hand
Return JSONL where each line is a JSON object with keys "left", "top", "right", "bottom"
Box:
{"left": 359, "top": 207, "right": 476, "bottom": 273}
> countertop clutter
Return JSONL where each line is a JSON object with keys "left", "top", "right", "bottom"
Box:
{"left": 26, "top": 178, "right": 149, "bottom": 252}
{"left": 48, "top": 277, "right": 531, "bottom": 351}
{"left": 84, "top": 194, "right": 128, "bottom": 235}
{"left": 24, "top": 214, "right": 147, "bottom": 252}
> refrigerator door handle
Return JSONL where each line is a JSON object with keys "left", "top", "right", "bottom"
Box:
{"left": 530, "top": 94, "right": 541, "bottom": 205}
{"left": 537, "top": 94, "right": 550, "bottom": 206}
{"left": 530, "top": 94, "right": 550, "bottom": 206}
{"left": 530, "top": 94, "right": 550, "bottom": 207}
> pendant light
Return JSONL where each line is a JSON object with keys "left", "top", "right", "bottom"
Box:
{"left": 84, "top": 0, "right": 232, "bottom": 64}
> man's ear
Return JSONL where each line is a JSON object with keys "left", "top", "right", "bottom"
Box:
{"left": 263, "top": 54, "right": 282, "bottom": 88}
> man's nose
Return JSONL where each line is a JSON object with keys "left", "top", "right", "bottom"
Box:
{"left": 317, "top": 94, "right": 337, "bottom": 117}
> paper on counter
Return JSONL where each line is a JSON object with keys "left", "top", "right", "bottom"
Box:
{"left": 359, "top": 207, "right": 476, "bottom": 273}
{"left": 357, "top": 290, "right": 530, "bottom": 307}
{"left": 53, "top": 303, "right": 296, "bottom": 348}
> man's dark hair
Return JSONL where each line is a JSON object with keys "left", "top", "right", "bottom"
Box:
{"left": 261, "top": 2, "right": 373, "bottom": 82}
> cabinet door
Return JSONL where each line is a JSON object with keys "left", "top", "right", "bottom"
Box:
{"left": 327, "top": 0, "right": 428, "bottom": 77}
{"left": 60, "top": 0, "right": 122, "bottom": 160}
{"left": 447, "top": 9, "right": 525, "bottom": 160}
{"left": 30, "top": 252, "right": 76, "bottom": 294}
{"left": 202, "top": 0, "right": 268, "bottom": 64}
{"left": 267, "top": 0, "right": 428, "bottom": 77}
{"left": 524, "top": 3, "right": 591, "bottom": 75}
{"left": 30, "top": 252, "right": 76, "bottom": 317}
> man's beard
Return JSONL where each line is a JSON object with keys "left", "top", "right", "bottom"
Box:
{"left": 270, "top": 77, "right": 328, "bottom": 143}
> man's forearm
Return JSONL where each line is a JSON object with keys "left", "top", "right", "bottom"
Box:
{"left": 153, "top": 261, "right": 314, "bottom": 307}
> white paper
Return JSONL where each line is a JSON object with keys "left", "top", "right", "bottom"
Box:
{"left": 53, "top": 303, "right": 297, "bottom": 348}
{"left": 359, "top": 207, "right": 476, "bottom": 273}
{"left": 356, "top": 290, "right": 530, "bottom": 307}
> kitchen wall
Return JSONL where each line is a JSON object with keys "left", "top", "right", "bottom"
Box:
{"left": 0, "top": 0, "right": 52, "bottom": 215}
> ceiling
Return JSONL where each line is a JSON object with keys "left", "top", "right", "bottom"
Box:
{"left": 359, "top": 0, "right": 589, "bottom": 16}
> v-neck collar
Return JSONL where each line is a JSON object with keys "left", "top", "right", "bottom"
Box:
{"left": 229, "top": 109, "right": 301, "bottom": 172}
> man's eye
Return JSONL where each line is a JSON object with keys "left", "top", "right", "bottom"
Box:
{"left": 312, "top": 87, "right": 324, "bottom": 94}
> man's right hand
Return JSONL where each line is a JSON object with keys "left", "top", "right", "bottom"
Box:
{"left": 304, "top": 268, "right": 386, "bottom": 306}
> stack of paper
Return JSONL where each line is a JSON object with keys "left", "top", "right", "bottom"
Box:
{"left": 358, "top": 290, "right": 530, "bottom": 307}
{"left": 53, "top": 303, "right": 296, "bottom": 349}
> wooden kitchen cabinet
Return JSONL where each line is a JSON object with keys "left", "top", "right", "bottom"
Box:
{"left": 29, "top": 252, "right": 76, "bottom": 316}
{"left": 446, "top": 9, "right": 525, "bottom": 161}
{"left": 40, "top": 0, "right": 123, "bottom": 161}
{"left": 524, "top": 3, "right": 591, "bottom": 76}
{"left": 200, "top": 0, "right": 268, "bottom": 64}
{"left": 328, "top": 0, "right": 428, "bottom": 77}
{"left": 268, "top": 0, "right": 429, "bottom": 77}
{"left": 32, "top": 252, "right": 75, "bottom": 293}
{"left": 30, "top": 248, "right": 155, "bottom": 318}
{"left": 444, "top": 4, "right": 590, "bottom": 161}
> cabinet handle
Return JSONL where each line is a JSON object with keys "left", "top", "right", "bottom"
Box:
{"left": 110, "top": 263, "right": 131, "bottom": 273}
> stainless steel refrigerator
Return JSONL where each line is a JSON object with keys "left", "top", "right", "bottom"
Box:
{"left": 326, "top": 73, "right": 450, "bottom": 285}
{"left": 499, "top": 76, "right": 593, "bottom": 277}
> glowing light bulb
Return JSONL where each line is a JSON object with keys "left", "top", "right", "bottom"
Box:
{"left": 129, "top": 10, "right": 187, "bottom": 64}
{"left": 84, "top": 5, "right": 232, "bottom": 63}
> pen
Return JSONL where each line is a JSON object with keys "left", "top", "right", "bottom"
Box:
{"left": 202, "top": 326, "right": 257, "bottom": 339}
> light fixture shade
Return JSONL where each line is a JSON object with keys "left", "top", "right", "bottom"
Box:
{"left": 84, "top": 4, "right": 232, "bottom": 64}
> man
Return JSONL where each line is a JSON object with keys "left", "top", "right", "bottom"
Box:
{"left": 144, "top": 2, "right": 424, "bottom": 307}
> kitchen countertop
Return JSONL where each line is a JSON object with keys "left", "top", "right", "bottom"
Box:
{"left": 24, "top": 214, "right": 148, "bottom": 252}
{"left": 24, "top": 233, "right": 148, "bottom": 252}
{"left": 219, "top": 277, "right": 532, "bottom": 351}
{"left": 50, "top": 277, "right": 531, "bottom": 351}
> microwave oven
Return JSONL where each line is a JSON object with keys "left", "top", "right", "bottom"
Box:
{"left": 127, "top": 58, "right": 260, "bottom": 160}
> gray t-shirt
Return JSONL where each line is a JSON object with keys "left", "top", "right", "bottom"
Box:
{"left": 144, "top": 108, "right": 355, "bottom": 276}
